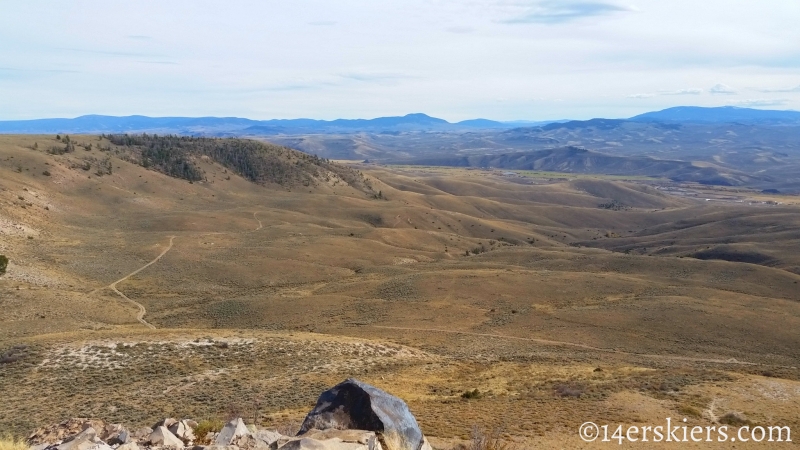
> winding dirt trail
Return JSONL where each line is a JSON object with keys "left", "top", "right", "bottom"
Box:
{"left": 372, "top": 325, "right": 765, "bottom": 367}
{"left": 253, "top": 212, "right": 263, "bottom": 231}
{"left": 90, "top": 236, "right": 175, "bottom": 329}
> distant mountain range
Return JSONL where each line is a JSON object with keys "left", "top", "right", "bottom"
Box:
{"left": 630, "top": 106, "right": 800, "bottom": 124}
{"left": 0, "top": 113, "right": 530, "bottom": 135}
{"left": 0, "top": 106, "right": 797, "bottom": 135}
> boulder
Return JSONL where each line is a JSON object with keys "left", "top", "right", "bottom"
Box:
{"left": 168, "top": 420, "right": 196, "bottom": 443}
{"left": 299, "top": 379, "right": 424, "bottom": 450}
{"left": 214, "top": 418, "right": 250, "bottom": 446}
{"left": 102, "top": 424, "right": 130, "bottom": 445}
{"left": 234, "top": 434, "right": 272, "bottom": 450}
{"left": 149, "top": 426, "right": 184, "bottom": 448}
{"left": 252, "top": 429, "right": 282, "bottom": 447}
{"left": 56, "top": 427, "right": 103, "bottom": 450}
{"left": 155, "top": 418, "right": 179, "bottom": 429}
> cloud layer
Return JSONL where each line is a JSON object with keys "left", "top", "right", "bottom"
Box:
{"left": 0, "top": 0, "right": 798, "bottom": 120}
{"left": 500, "top": 1, "right": 635, "bottom": 24}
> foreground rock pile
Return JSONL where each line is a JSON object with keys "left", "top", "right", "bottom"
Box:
{"left": 27, "top": 379, "right": 432, "bottom": 450}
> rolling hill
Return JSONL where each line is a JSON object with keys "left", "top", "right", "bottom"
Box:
{"left": 395, "top": 146, "right": 764, "bottom": 186}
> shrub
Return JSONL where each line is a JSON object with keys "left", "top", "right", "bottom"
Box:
{"left": 678, "top": 405, "right": 702, "bottom": 418}
{"left": 0, "top": 255, "right": 7, "bottom": 275}
{"left": 0, "top": 345, "right": 26, "bottom": 364}
{"left": 451, "top": 426, "right": 516, "bottom": 450}
{"left": 194, "top": 419, "right": 224, "bottom": 444}
{"left": 719, "top": 412, "right": 751, "bottom": 427}
{"left": 554, "top": 383, "right": 583, "bottom": 398}
{"left": 274, "top": 419, "right": 301, "bottom": 437}
{"left": 461, "top": 389, "right": 482, "bottom": 400}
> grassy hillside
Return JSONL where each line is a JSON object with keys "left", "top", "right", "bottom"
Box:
{"left": 2, "top": 136, "right": 800, "bottom": 447}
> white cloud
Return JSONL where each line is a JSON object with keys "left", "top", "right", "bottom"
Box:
{"left": 756, "top": 85, "right": 800, "bottom": 93}
{"left": 730, "top": 98, "right": 789, "bottom": 107}
{"left": 626, "top": 88, "right": 702, "bottom": 98}
{"left": 500, "top": 1, "right": 636, "bottom": 24}
{"left": 0, "top": 0, "right": 799, "bottom": 120}
{"left": 659, "top": 88, "right": 703, "bottom": 95}
{"left": 444, "top": 26, "right": 476, "bottom": 34}
{"left": 709, "top": 83, "right": 736, "bottom": 95}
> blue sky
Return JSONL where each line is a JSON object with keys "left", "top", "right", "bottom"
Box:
{"left": 1, "top": 0, "right": 799, "bottom": 121}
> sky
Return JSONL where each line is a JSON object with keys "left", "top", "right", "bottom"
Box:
{"left": 1, "top": 0, "right": 799, "bottom": 121}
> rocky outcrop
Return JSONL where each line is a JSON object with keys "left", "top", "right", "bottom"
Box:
{"left": 26, "top": 380, "right": 431, "bottom": 450}
{"left": 300, "top": 379, "right": 425, "bottom": 450}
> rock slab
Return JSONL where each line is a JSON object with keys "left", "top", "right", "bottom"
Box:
{"left": 148, "top": 426, "right": 184, "bottom": 448}
{"left": 215, "top": 418, "right": 250, "bottom": 446}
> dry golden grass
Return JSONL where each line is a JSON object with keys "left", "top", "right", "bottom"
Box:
{"left": 0, "top": 436, "right": 27, "bottom": 450}
{"left": 2, "top": 135, "right": 800, "bottom": 447}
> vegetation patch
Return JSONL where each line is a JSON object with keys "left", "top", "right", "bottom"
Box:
{"left": 105, "top": 134, "right": 374, "bottom": 193}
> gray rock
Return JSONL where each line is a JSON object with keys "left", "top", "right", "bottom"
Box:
{"left": 149, "top": 426, "right": 184, "bottom": 448}
{"left": 85, "top": 444, "right": 113, "bottom": 450}
{"left": 56, "top": 427, "right": 102, "bottom": 450}
{"left": 132, "top": 428, "right": 153, "bottom": 442}
{"left": 168, "top": 421, "right": 196, "bottom": 443}
{"left": 103, "top": 425, "right": 130, "bottom": 445}
{"left": 299, "top": 379, "right": 424, "bottom": 450}
{"left": 234, "top": 434, "right": 273, "bottom": 450}
{"left": 157, "top": 419, "right": 179, "bottom": 430}
{"left": 214, "top": 418, "right": 250, "bottom": 446}
{"left": 252, "top": 430, "right": 282, "bottom": 447}
{"left": 279, "top": 437, "right": 376, "bottom": 449}
{"left": 302, "top": 430, "right": 379, "bottom": 447}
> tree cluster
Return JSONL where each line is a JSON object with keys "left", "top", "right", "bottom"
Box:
{"left": 105, "top": 134, "right": 374, "bottom": 193}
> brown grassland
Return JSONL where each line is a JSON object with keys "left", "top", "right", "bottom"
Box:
{"left": 1, "top": 135, "right": 800, "bottom": 448}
